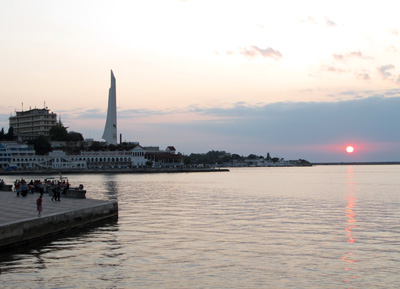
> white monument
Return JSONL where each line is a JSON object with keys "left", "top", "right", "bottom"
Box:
{"left": 102, "top": 70, "right": 118, "bottom": 145}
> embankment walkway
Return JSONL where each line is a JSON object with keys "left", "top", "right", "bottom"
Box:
{"left": 0, "top": 192, "right": 118, "bottom": 249}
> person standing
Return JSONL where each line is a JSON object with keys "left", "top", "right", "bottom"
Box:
{"left": 36, "top": 193, "right": 43, "bottom": 217}
{"left": 20, "top": 181, "right": 28, "bottom": 197}
{"left": 56, "top": 182, "right": 63, "bottom": 201}
{"left": 16, "top": 181, "right": 21, "bottom": 197}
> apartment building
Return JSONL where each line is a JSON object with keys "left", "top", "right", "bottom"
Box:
{"left": 9, "top": 108, "right": 57, "bottom": 141}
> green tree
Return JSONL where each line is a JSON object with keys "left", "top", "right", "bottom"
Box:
{"left": 67, "top": 131, "right": 84, "bottom": 142}
{"left": 184, "top": 155, "right": 191, "bottom": 165}
{"left": 108, "top": 144, "right": 118, "bottom": 151}
{"left": 222, "top": 154, "right": 232, "bottom": 163}
{"left": 49, "top": 122, "right": 68, "bottom": 141}
{"left": 247, "top": 154, "right": 258, "bottom": 159}
{"left": 29, "top": 135, "right": 52, "bottom": 155}
{"left": 6, "top": 126, "right": 15, "bottom": 141}
{"left": 88, "top": 141, "right": 105, "bottom": 151}
{"left": 231, "top": 154, "right": 242, "bottom": 160}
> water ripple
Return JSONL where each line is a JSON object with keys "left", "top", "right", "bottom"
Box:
{"left": 1, "top": 166, "right": 400, "bottom": 288}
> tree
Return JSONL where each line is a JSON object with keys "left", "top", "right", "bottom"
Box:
{"left": 49, "top": 122, "right": 68, "bottom": 141}
{"left": 231, "top": 154, "right": 242, "bottom": 160}
{"left": 29, "top": 135, "right": 52, "bottom": 155}
{"left": 6, "top": 126, "right": 15, "bottom": 141}
{"left": 67, "top": 131, "right": 84, "bottom": 142}
{"left": 222, "top": 155, "right": 232, "bottom": 163}
{"left": 108, "top": 144, "right": 118, "bottom": 151}
{"left": 184, "top": 156, "right": 191, "bottom": 166}
{"left": 88, "top": 141, "right": 105, "bottom": 151}
{"left": 0, "top": 128, "right": 4, "bottom": 141}
{"left": 247, "top": 154, "right": 258, "bottom": 160}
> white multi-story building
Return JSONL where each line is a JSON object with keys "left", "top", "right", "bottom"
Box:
{"left": 9, "top": 108, "right": 57, "bottom": 141}
{"left": 0, "top": 142, "right": 36, "bottom": 169}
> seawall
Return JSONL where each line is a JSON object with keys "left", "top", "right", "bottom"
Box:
{"left": 0, "top": 192, "right": 118, "bottom": 250}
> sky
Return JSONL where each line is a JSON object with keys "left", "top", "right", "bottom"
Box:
{"left": 1, "top": 0, "right": 400, "bottom": 162}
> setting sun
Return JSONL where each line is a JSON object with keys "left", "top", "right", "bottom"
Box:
{"left": 346, "top": 146, "right": 354, "bottom": 153}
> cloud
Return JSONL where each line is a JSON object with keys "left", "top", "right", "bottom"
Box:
{"left": 239, "top": 46, "right": 282, "bottom": 60}
{"left": 325, "top": 17, "right": 336, "bottom": 27}
{"left": 386, "top": 45, "right": 398, "bottom": 53}
{"left": 355, "top": 70, "right": 371, "bottom": 80}
{"left": 378, "top": 64, "right": 395, "bottom": 79}
{"left": 376, "top": 65, "right": 400, "bottom": 85}
{"left": 332, "top": 51, "right": 366, "bottom": 61}
{"left": 333, "top": 54, "right": 344, "bottom": 60}
{"left": 299, "top": 16, "right": 336, "bottom": 27}
{"left": 300, "top": 16, "right": 317, "bottom": 25}
{"left": 317, "top": 51, "right": 368, "bottom": 78}
{"left": 320, "top": 65, "right": 346, "bottom": 74}
{"left": 118, "top": 108, "right": 169, "bottom": 118}
{"left": 150, "top": 96, "right": 400, "bottom": 161}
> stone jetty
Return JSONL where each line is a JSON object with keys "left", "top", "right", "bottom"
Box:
{"left": 0, "top": 191, "right": 118, "bottom": 250}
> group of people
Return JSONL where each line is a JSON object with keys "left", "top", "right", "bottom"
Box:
{"left": 51, "top": 181, "right": 68, "bottom": 201}
{"left": 14, "top": 179, "right": 45, "bottom": 197}
{"left": 11, "top": 178, "right": 71, "bottom": 217}
{"left": 14, "top": 178, "right": 70, "bottom": 198}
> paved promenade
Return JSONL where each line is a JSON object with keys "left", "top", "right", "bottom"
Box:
{"left": 0, "top": 191, "right": 118, "bottom": 249}
{"left": 0, "top": 191, "right": 112, "bottom": 225}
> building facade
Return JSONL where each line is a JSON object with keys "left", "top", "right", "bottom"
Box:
{"left": 9, "top": 108, "right": 57, "bottom": 141}
{"left": 0, "top": 142, "right": 184, "bottom": 170}
{"left": 144, "top": 146, "right": 184, "bottom": 168}
{"left": 0, "top": 142, "right": 36, "bottom": 169}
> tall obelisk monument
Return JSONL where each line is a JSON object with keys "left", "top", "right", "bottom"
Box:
{"left": 102, "top": 70, "right": 118, "bottom": 145}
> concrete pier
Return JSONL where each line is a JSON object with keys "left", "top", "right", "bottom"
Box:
{"left": 0, "top": 191, "right": 118, "bottom": 250}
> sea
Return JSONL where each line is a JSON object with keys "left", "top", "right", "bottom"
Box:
{"left": 0, "top": 165, "right": 399, "bottom": 288}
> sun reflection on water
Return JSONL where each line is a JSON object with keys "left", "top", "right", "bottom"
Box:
{"left": 342, "top": 165, "right": 359, "bottom": 284}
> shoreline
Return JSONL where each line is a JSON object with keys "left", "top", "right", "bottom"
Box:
{"left": 312, "top": 162, "right": 400, "bottom": 166}
{"left": 0, "top": 167, "right": 230, "bottom": 175}
{"left": 1, "top": 162, "right": 399, "bottom": 176}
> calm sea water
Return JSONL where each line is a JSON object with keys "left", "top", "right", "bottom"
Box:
{"left": 1, "top": 166, "right": 400, "bottom": 288}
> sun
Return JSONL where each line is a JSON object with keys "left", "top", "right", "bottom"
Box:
{"left": 346, "top": 146, "right": 354, "bottom": 153}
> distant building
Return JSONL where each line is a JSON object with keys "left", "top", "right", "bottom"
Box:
{"left": 9, "top": 108, "right": 57, "bottom": 141}
{"left": 0, "top": 142, "right": 36, "bottom": 169}
{"left": 0, "top": 142, "right": 147, "bottom": 170}
{"left": 144, "top": 146, "right": 184, "bottom": 168}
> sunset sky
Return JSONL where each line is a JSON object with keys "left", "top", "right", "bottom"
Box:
{"left": 1, "top": 0, "right": 400, "bottom": 162}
